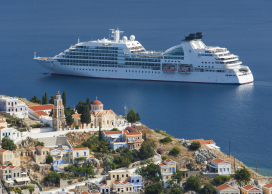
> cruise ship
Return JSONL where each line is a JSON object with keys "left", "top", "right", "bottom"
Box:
{"left": 34, "top": 29, "right": 253, "bottom": 84}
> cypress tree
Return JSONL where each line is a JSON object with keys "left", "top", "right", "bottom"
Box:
{"left": 49, "top": 95, "right": 56, "bottom": 104}
{"left": 62, "top": 91, "right": 66, "bottom": 108}
{"left": 45, "top": 92, "right": 48, "bottom": 104}
{"left": 80, "top": 105, "right": 91, "bottom": 125}
{"left": 99, "top": 124, "right": 102, "bottom": 141}
{"left": 42, "top": 95, "right": 46, "bottom": 104}
{"left": 86, "top": 97, "right": 91, "bottom": 110}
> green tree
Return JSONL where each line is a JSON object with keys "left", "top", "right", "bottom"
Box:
{"left": 42, "top": 95, "right": 46, "bottom": 104}
{"left": 185, "top": 176, "right": 201, "bottom": 192}
{"left": 126, "top": 108, "right": 141, "bottom": 123}
{"left": 190, "top": 141, "right": 201, "bottom": 150}
{"left": 174, "top": 169, "right": 183, "bottom": 183}
{"left": 110, "top": 128, "right": 119, "bottom": 131}
{"left": 159, "top": 137, "right": 173, "bottom": 143}
{"left": 35, "top": 142, "right": 44, "bottom": 147}
{"left": 86, "top": 97, "right": 91, "bottom": 110}
{"left": 62, "top": 91, "right": 66, "bottom": 108}
{"left": 30, "top": 95, "right": 41, "bottom": 104}
{"left": 66, "top": 114, "right": 74, "bottom": 128}
{"left": 1, "top": 138, "right": 17, "bottom": 150}
{"left": 213, "top": 175, "right": 230, "bottom": 185}
{"left": 49, "top": 109, "right": 53, "bottom": 117}
{"left": 169, "top": 183, "right": 184, "bottom": 194}
{"left": 45, "top": 171, "right": 60, "bottom": 183}
{"left": 44, "top": 92, "right": 48, "bottom": 104}
{"left": 80, "top": 105, "right": 91, "bottom": 125}
{"left": 46, "top": 154, "right": 53, "bottom": 164}
{"left": 162, "top": 156, "right": 168, "bottom": 161}
{"left": 76, "top": 100, "right": 86, "bottom": 114}
{"left": 139, "top": 140, "right": 155, "bottom": 160}
{"left": 49, "top": 95, "right": 56, "bottom": 104}
{"left": 146, "top": 163, "right": 158, "bottom": 177}
{"left": 202, "top": 183, "right": 215, "bottom": 194}
{"left": 169, "top": 147, "right": 180, "bottom": 157}
{"left": 99, "top": 124, "right": 102, "bottom": 141}
{"left": 145, "top": 182, "right": 163, "bottom": 194}
{"left": 235, "top": 168, "right": 251, "bottom": 186}
{"left": 8, "top": 162, "right": 12, "bottom": 166}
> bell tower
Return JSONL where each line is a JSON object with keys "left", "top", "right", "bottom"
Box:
{"left": 52, "top": 92, "right": 66, "bottom": 131}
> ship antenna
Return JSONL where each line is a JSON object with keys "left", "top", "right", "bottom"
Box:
{"left": 78, "top": 37, "right": 80, "bottom": 44}
{"left": 34, "top": 52, "right": 36, "bottom": 58}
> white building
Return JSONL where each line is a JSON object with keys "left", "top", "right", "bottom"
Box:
{"left": 0, "top": 96, "right": 28, "bottom": 119}
{"left": 207, "top": 158, "right": 231, "bottom": 175}
{"left": 0, "top": 126, "right": 21, "bottom": 142}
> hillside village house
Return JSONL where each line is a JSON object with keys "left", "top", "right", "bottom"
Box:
{"left": 71, "top": 99, "right": 126, "bottom": 129}
{"left": 262, "top": 183, "right": 272, "bottom": 194}
{"left": 28, "top": 146, "right": 50, "bottom": 163}
{"left": 240, "top": 185, "right": 263, "bottom": 194}
{"left": 27, "top": 104, "right": 53, "bottom": 118}
{"left": 0, "top": 96, "right": 28, "bottom": 118}
{"left": 191, "top": 138, "right": 220, "bottom": 151}
{"left": 0, "top": 165, "right": 30, "bottom": 186}
{"left": 0, "top": 118, "right": 7, "bottom": 128}
{"left": 216, "top": 184, "right": 240, "bottom": 194}
{"left": 0, "top": 149, "right": 20, "bottom": 166}
{"left": 0, "top": 127, "right": 21, "bottom": 142}
{"left": 105, "top": 170, "right": 142, "bottom": 192}
{"left": 206, "top": 158, "right": 231, "bottom": 175}
{"left": 159, "top": 159, "right": 177, "bottom": 187}
{"left": 102, "top": 130, "right": 142, "bottom": 150}
{"left": 96, "top": 183, "right": 110, "bottom": 194}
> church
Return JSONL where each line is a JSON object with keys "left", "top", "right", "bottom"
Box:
{"left": 52, "top": 92, "right": 66, "bottom": 131}
{"left": 71, "top": 99, "right": 125, "bottom": 129}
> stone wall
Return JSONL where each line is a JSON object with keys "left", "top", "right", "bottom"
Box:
{"left": 36, "top": 136, "right": 70, "bottom": 147}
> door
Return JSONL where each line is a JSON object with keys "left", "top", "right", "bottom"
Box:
{"left": 117, "top": 175, "right": 119, "bottom": 180}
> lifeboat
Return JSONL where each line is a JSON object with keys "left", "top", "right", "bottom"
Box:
{"left": 163, "top": 69, "right": 175, "bottom": 73}
{"left": 178, "top": 69, "right": 190, "bottom": 74}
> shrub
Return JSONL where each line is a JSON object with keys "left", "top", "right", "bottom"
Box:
{"left": 68, "top": 180, "right": 73, "bottom": 185}
{"left": 116, "top": 148, "right": 120, "bottom": 152}
{"left": 235, "top": 168, "right": 251, "bottom": 185}
{"left": 110, "top": 128, "right": 119, "bottom": 131}
{"left": 185, "top": 176, "right": 201, "bottom": 192}
{"left": 139, "top": 140, "right": 155, "bottom": 160}
{"left": 126, "top": 126, "right": 136, "bottom": 132}
{"left": 112, "top": 150, "right": 116, "bottom": 154}
{"left": 96, "top": 153, "right": 104, "bottom": 158}
{"left": 190, "top": 141, "right": 201, "bottom": 150}
{"left": 35, "top": 141, "right": 44, "bottom": 147}
{"left": 162, "top": 156, "right": 168, "bottom": 160}
{"left": 213, "top": 175, "right": 230, "bottom": 185}
{"left": 155, "top": 128, "right": 160, "bottom": 133}
{"left": 202, "top": 183, "right": 215, "bottom": 194}
{"left": 75, "top": 125, "right": 79, "bottom": 129}
{"left": 169, "top": 147, "right": 180, "bottom": 157}
{"left": 78, "top": 178, "right": 84, "bottom": 182}
{"left": 159, "top": 137, "right": 173, "bottom": 143}
{"left": 157, "top": 148, "right": 164, "bottom": 154}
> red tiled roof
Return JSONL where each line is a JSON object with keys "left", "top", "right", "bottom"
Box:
{"left": 0, "top": 120, "right": 6, "bottom": 123}
{"left": 104, "top": 131, "right": 122, "bottom": 135}
{"left": 114, "top": 181, "right": 120, "bottom": 185}
{"left": 159, "top": 163, "right": 165, "bottom": 166}
{"left": 0, "top": 149, "right": 7, "bottom": 152}
{"left": 72, "top": 147, "right": 88, "bottom": 151}
{"left": 0, "top": 126, "right": 5, "bottom": 130}
{"left": 36, "top": 146, "right": 44, "bottom": 149}
{"left": 264, "top": 183, "right": 272, "bottom": 189}
{"left": 28, "top": 104, "right": 53, "bottom": 111}
{"left": 0, "top": 166, "right": 7, "bottom": 169}
{"left": 81, "top": 192, "right": 90, "bottom": 194}
{"left": 191, "top": 138, "right": 215, "bottom": 145}
{"left": 73, "top": 114, "right": 81, "bottom": 118}
{"left": 49, "top": 148, "right": 54, "bottom": 151}
{"left": 57, "top": 148, "right": 64, "bottom": 151}
{"left": 216, "top": 184, "right": 237, "bottom": 191}
{"left": 212, "top": 158, "right": 228, "bottom": 164}
{"left": 90, "top": 190, "right": 99, "bottom": 194}
{"left": 242, "top": 185, "right": 255, "bottom": 191}
{"left": 12, "top": 151, "right": 16, "bottom": 154}
{"left": 123, "top": 181, "right": 128, "bottom": 184}
{"left": 99, "top": 183, "right": 105, "bottom": 187}
{"left": 29, "top": 148, "right": 36, "bottom": 151}
{"left": 34, "top": 110, "right": 49, "bottom": 116}
{"left": 91, "top": 100, "right": 103, "bottom": 105}
{"left": 165, "top": 159, "right": 172, "bottom": 163}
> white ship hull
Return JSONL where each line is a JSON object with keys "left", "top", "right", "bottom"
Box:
{"left": 37, "top": 60, "right": 253, "bottom": 84}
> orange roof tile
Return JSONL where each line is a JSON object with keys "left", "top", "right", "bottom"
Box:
{"left": 29, "top": 148, "right": 36, "bottom": 151}
{"left": 114, "top": 181, "right": 120, "bottom": 185}
{"left": 57, "top": 148, "right": 64, "bottom": 151}
{"left": 36, "top": 146, "right": 44, "bottom": 149}
{"left": 99, "top": 183, "right": 105, "bottom": 187}
{"left": 216, "top": 184, "right": 237, "bottom": 191}
{"left": 81, "top": 192, "right": 90, "bottom": 194}
{"left": 165, "top": 159, "right": 172, "bottom": 163}
{"left": 90, "top": 190, "right": 99, "bottom": 194}
{"left": 12, "top": 151, "right": 16, "bottom": 153}
{"left": 49, "top": 148, "right": 54, "bottom": 151}
{"left": 191, "top": 138, "right": 215, "bottom": 145}
{"left": 0, "top": 126, "right": 5, "bottom": 130}
{"left": 28, "top": 104, "right": 53, "bottom": 111}
{"left": 264, "top": 183, "right": 272, "bottom": 189}
{"left": 159, "top": 163, "right": 165, "bottom": 166}
{"left": 103, "top": 131, "right": 122, "bottom": 135}
{"left": 0, "top": 166, "right": 7, "bottom": 169}
{"left": 0, "top": 120, "right": 6, "bottom": 123}
{"left": 0, "top": 149, "right": 7, "bottom": 152}
{"left": 123, "top": 181, "right": 128, "bottom": 184}
{"left": 242, "top": 185, "right": 255, "bottom": 191}
{"left": 212, "top": 158, "right": 229, "bottom": 164}
{"left": 72, "top": 147, "right": 88, "bottom": 151}
{"left": 73, "top": 114, "right": 81, "bottom": 118}
{"left": 34, "top": 110, "right": 49, "bottom": 116}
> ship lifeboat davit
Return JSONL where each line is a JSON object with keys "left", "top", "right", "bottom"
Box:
{"left": 178, "top": 69, "right": 190, "bottom": 74}
{"left": 163, "top": 69, "right": 175, "bottom": 73}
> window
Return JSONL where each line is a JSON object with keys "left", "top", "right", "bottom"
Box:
{"left": 137, "top": 137, "right": 140, "bottom": 140}
{"left": 77, "top": 152, "right": 79, "bottom": 157}
{"left": 63, "top": 154, "right": 65, "bottom": 157}
{"left": 220, "top": 168, "right": 222, "bottom": 172}
{"left": 113, "top": 175, "right": 115, "bottom": 178}
{"left": 138, "top": 144, "right": 140, "bottom": 147}
{"left": 126, "top": 174, "right": 128, "bottom": 177}
{"left": 14, "top": 173, "right": 16, "bottom": 177}
{"left": 224, "top": 168, "right": 226, "bottom": 171}
{"left": 66, "top": 154, "right": 68, "bottom": 157}
{"left": 84, "top": 152, "right": 86, "bottom": 157}
{"left": 122, "top": 174, "right": 124, "bottom": 177}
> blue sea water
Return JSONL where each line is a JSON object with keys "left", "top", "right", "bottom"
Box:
{"left": 0, "top": 0, "right": 272, "bottom": 175}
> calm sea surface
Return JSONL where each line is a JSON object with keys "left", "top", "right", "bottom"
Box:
{"left": 0, "top": 0, "right": 272, "bottom": 175}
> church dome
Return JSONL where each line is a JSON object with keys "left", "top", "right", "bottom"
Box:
{"left": 92, "top": 100, "right": 103, "bottom": 105}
